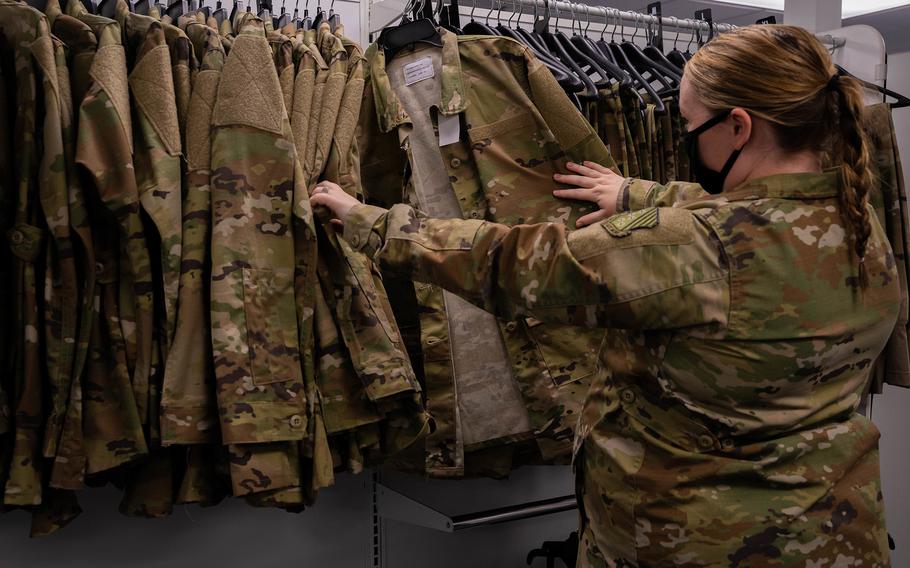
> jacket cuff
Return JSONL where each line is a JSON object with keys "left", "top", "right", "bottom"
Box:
{"left": 344, "top": 203, "right": 389, "bottom": 257}
{"left": 623, "top": 178, "right": 661, "bottom": 211}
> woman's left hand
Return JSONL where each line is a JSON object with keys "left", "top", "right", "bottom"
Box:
{"left": 552, "top": 161, "right": 625, "bottom": 228}
{"left": 309, "top": 181, "right": 360, "bottom": 228}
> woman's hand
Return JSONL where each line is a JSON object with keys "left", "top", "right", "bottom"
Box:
{"left": 309, "top": 181, "right": 360, "bottom": 229}
{"left": 553, "top": 161, "right": 625, "bottom": 228}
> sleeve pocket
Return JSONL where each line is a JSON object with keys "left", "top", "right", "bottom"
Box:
{"left": 242, "top": 267, "right": 303, "bottom": 386}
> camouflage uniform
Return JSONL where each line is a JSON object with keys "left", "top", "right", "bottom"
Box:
{"left": 67, "top": 0, "right": 152, "bottom": 475}
{"left": 160, "top": 20, "right": 223, "bottom": 445}
{"left": 358, "top": 29, "right": 613, "bottom": 475}
{"left": 0, "top": 1, "right": 75, "bottom": 507}
{"left": 342, "top": 170, "right": 898, "bottom": 566}
{"left": 863, "top": 103, "right": 910, "bottom": 393}
{"left": 209, "top": 15, "right": 309, "bottom": 496}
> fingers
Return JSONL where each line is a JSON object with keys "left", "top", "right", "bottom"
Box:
{"left": 565, "top": 161, "right": 601, "bottom": 177}
{"left": 581, "top": 161, "right": 616, "bottom": 175}
{"left": 576, "top": 209, "right": 612, "bottom": 228}
{"left": 308, "top": 180, "right": 342, "bottom": 196}
{"left": 553, "top": 173, "right": 597, "bottom": 188}
{"left": 329, "top": 218, "right": 345, "bottom": 229}
{"left": 552, "top": 188, "right": 598, "bottom": 202}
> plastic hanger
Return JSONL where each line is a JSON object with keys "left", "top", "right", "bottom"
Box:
{"left": 665, "top": 17, "right": 688, "bottom": 69}
{"left": 835, "top": 64, "right": 910, "bottom": 109}
{"left": 166, "top": 0, "right": 190, "bottom": 18}
{"left": 327, "top": 0, "right": 340, "bottom": 31}
{"left": 97, "top": 0, "right": 118, "bottom": 17}
{"left": 539, "top": 1, "right": 598, "bottom": 100}
{"left": 560, "top": 2, "right": 612, "bottom": 89}
{"left": 601, "top": 10, "right": 651, "bottom": 108}
{"left": 617, "top": 13, "right": 674, "bottom": 101}
{"left": 212, "top": 0, "right": 227, "bottom": 23}
{"left": 495, "top": 0, "right": 577, "bottom": 89}
{"left": 462, "top": 0, "right": 497, "bottom": 35}
{"left": 568, "top": 2, "right": 629, "bottom": 89}
{"left": 440, "top": 0, "right": 462, "bottom": 34}
{"left": 376, "top": 0, "right": 442, "bottom": 60}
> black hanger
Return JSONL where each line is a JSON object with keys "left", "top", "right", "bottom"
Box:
{"left": 80, "top": 0, "right": 96, "bottom": 13}
{"left": 462, "top": 0, "right": 497, "bottom": 35}
{"left": 327, "top": 0, "right": 341, "bottom": 31}
{"left": 598, "top": 10, "right": 654, "bottom": 109}
{"left": 166, "top": 0, "right": 190, "bottom": 18}
{"left": 301, "top": 0, "right": 312, "bottom": 29}
{"left": 213, "top": 0, "right": 227, "bottom": 23}
{"left": 665, "top": 17, "right": 688, "bottom": 69}
{"left": 376, "top": 0, "right": 442, "bottom": 61}
{"left": 493, "top": 0, "right": 579, "bottom": 90}
{"left": 618, "top": 14, "right": 674, "bottom": 100}
{"left": 538, "top": 1, "right": 598, "bottom": 100}
{"left": 275, "top": 0, "right": 291, "bottom": 27}
{"left": 199, "top": 2, "right": 212, "bottom": 18}
{"left": 257, "top": 0, "right": 271, "bottom": 23}
{"left": 26, "top": 0, "right": 48, "bottom": 11}
{"left": 311, "top": 0, "right": 325, "bottom": 27}
{"left": 835, "top": 64, "right": 910, "bottom": 109}
{"left": 98, "top": 0, "right": 119, "bottom": 18}
{"left": 558, "top": 3, "right": 613, "bottom": 90}
{"left": 569, "top": 5, "right": 630, "bottom": 89}
{"left": 440, "top": 0, "right": 461, "bottom": 32}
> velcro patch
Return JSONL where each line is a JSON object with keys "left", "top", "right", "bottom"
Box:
{"left": 603, "top": 207, "right": 659, "bottom": 237}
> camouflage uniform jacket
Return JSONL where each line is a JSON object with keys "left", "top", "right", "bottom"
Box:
{"left": 344, "top": 171, "right": 899, "bottom": 565}
{"left": 67, "top": 0, "right": 153, "bottom": 476}
{"left": 357, "top": 29, "right": 615, "bottom": 474}
{"left": 160, "top": 21, "right": 224, "bottom": 444}
{"left": 0, "top": 0, "right": 75, "bottom": 507}
{"left": 863, "top": 103, "right": 910, "bottom": 393}
{"left": 209, "top": 15, "right": 309, "bottom": 447}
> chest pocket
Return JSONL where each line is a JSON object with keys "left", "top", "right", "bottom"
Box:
{"left": 467, "top": 113, "right": 597, "bottom": 225}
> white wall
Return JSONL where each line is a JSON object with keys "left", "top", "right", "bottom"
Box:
{"left": 873, "top": 49, "right": 910, "bottom": 568}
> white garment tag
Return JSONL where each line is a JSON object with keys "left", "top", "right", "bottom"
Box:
{"left": 438, "top": 113, "right": 460, "bottom": 147}
{"left": 403, "top": 57, "right": 435, "bottom": 86}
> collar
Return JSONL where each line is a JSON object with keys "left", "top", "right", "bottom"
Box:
{"left": 366, "top": 26, "right": 466, "bottom": 133}
{"left": 723, "top": 170, "right": 840, "bottom": 201}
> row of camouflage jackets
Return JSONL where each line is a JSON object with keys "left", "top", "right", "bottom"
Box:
{"left": 0, "top": 1, "right": 427, "bottom": 535}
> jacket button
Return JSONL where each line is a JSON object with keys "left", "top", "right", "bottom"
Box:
{"left": 425, "top": 336, "right": 440, "bottom": 345}
{"left": 620, "top": 389, "right": 636, "bottom": 404}
{"left": 721, "top": 438, "right": 734, "bottom": 451}
{"left": 289, "top": 415, "right": 303, "bottom": 428}
{"left": 504, "top": 321, "right": 518, "bottom": 332}
{"left": 9, "top": 229, "right": 23, "bottom": 245}
{"left": 450, "top": 157, "right": 461, "bottom": 168}
{"left": 697, "top": 435, "right": 715, "bottom": 450}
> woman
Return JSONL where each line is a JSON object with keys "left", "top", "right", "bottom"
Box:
{"left": 312, "top": 25, "right": 898, "bottom": 567}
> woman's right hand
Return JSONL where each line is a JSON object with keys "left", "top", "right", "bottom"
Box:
{"left": 553, "top": 161, "right": 626, "bottom": 228}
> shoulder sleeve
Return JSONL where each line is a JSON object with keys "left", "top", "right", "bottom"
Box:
{"left": 345, "top": 203, "right": 730, "bottom": 330}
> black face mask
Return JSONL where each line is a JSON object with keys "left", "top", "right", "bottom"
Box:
{"left": 682, "top": 109, "right": 743, "bottom": 195}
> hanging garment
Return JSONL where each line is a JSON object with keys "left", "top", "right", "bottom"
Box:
{"left": 864, "top": 102, "right": 910, "bottom": 393}
{"left": 343, "top": 170, "right": 897, "bottom": 567}
{"left": 358, "top": 29, "right": 615, "bottom": 475}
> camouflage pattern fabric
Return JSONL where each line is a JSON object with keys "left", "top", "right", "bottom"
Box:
{"left": 359, "top": 29, "right": 614, "bottom": 473}
{"left": 863, "top": 103, "right": 910, "bottom": 393}
{"left": 344, "top": 170, "right": 898, "bottom": 566}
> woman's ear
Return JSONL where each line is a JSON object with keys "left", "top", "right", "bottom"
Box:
{"left": 729, "top": 108, "right": 753, "bottom": 150}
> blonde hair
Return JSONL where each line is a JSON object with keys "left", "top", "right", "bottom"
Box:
{"left": 686, "top": 25, "right": 873, "bottom": 287}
